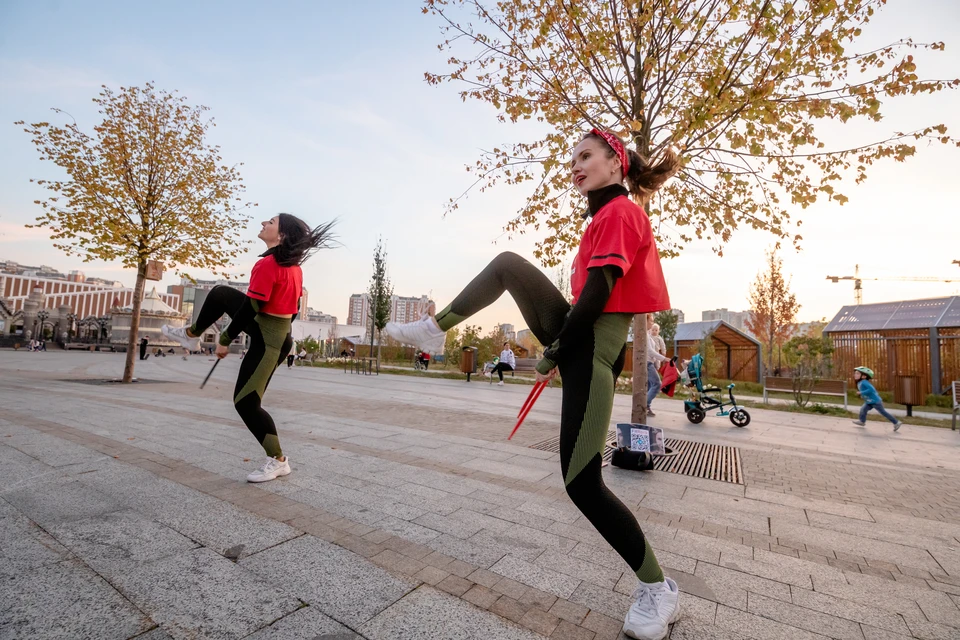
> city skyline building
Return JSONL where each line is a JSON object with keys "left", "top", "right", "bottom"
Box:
{"left": 1, "top": 260, "right": 180, "bottom": 319}
{"left": 701, "top": 308, "right": 751, "bottom": 333}
{"left": 346, "top": 293, "right": 429, "bottom": 329}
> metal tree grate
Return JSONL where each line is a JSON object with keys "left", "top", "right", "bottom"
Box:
{"left": 653, "top": 438, "right": 743, "bottom": 484}
{"left": 528, "top": 433, "right": 743, "bottom": 484}
{"left": 527, "top": 432, "right": 618, "bottom": 461}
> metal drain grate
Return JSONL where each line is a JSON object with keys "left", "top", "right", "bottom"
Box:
{"left": 528, "top": 433, "right": 743, "bottom": 484}
{"left": 527, "top": 432, "right": 619, "bottom": 461}
{"left": 653, "top": 438, "right": 743, "bottom": 484}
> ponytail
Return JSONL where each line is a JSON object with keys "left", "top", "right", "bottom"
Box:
{"left": 275, "top": 214, "right": 339, "bottom": 267}
{"left": 624, "top": 147, "right": 680, "bottom": 204}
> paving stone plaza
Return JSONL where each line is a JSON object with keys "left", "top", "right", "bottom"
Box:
{"left": 2, "top": 350, "right": 960, "bottom": 639}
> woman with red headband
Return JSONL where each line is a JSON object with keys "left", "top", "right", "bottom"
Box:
{"left": 387, "top": 130, "right": 681, "bottom": 639}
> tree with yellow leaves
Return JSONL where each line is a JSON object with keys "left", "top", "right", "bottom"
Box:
{"left": 745, "top": 248, "right": 801, "bottom": 373}
{"left": 424, "top": 0, "right": 957, "bottom": 419}
{"left": 17, "top": 83, "right": 255, "bottom": 383}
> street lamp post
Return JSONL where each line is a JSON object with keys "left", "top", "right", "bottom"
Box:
{"left": 36, "top": 309, "right": 49, "bottom": 341}
{"left": 96, "top": 316, "right": 110, "bottom": 345}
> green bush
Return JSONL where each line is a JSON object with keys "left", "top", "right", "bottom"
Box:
{"left": 807, "top": 403, "right": 848, "bottom": 416}
{"left": 926, "top": 393, "right": 955, "bottom": 408}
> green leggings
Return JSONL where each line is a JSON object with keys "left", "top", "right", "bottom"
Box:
{"left": 437, "top": 252, "right": 664, "bottom": 583}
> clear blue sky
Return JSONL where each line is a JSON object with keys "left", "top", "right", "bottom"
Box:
{"left": 1, "top": 0, "right": 959, "bottom": 332}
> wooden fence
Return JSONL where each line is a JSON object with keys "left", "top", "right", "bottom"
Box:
{"left": 828, "top": 329, "right": 959, "bottom": 396}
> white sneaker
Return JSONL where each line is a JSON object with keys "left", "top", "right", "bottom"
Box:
{"left": 498, "top": 381, "right": 504, "bottom": 386}
{"left": 623, "top": 578, "right": 680, "bottom": 640}
{"left": 852, "top": 420, "right": 866, "bottom": 427}
{"left": 162, "top": 324, "right": 201, "bottom": 352}
{"left": 385, "top": 315, "right": 445, "bottom": 353}
{"left": 247, "top": 457, "right": 291, "bottom": 483}
{"left": 894, "top": 421, "right": 903, "bottom": 432}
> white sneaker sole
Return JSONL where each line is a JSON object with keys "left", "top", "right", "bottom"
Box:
{"left": 385, "top": 321, "right": 445, "bottom": 353}
{"left": 623, "top": 610, "right": 680, "bottom": 640}
{"left": 247, "top": 465, "right": 291, "bottom": 483}
{"left": 622, "top": 624, "right": 669, "bottom": 640}
{"left": 162, "top": 325, "right": 200, "bottom": 352}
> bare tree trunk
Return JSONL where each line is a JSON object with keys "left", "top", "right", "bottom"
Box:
{"left": 369, "top": 301, "right": 375, "bottom": 359}
{"left": 122, "top": 261, "right": 147, "bottom": 383}
{"left": 631, "top": 313, "right": 648, "bottom": 422}
{"left": 769, "top": 313, "right": 775, "bottom": 372}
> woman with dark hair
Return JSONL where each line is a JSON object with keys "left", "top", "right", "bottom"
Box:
{"left": 163, "top": 213, "right": 336, "bottom": 482}
{"left": 487, "top": 341, "right": 516, "bottom": 385}
{"left": 386, "top": 130, "right": 681, "bottom": 640}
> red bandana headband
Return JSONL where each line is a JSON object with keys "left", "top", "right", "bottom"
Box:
{"left": 591, "top": 128, "right": 630, "bottom": 177}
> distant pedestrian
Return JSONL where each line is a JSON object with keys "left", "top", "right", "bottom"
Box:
{"left": 645, "top": 314, "right": 669, "bottom": 417}
{"left": 851, "top": 366, "right": 902, "bottom": 431}
{"left": 486, "top": 342, "right": 515, "bottom": 385}
{"left": 139, "top": 337, "right": 149, "bottom": 360}
{"left": 650, "top": 323, "right": 666, "bottom": 357}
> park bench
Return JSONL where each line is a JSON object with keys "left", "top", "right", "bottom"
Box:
{"left": 344, "top": 356, "right": 379, "bottom": 376}
{"left": 486, "top": 357, "right": 538, "bottom": 383}
{"left": 762, "top": 376, "right": 848, "bottom": 411}
{"left": 952, "top": 381, "right": 959, "bottom": 431}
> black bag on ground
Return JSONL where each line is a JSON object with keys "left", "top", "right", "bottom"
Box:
{"left": 611, "top": 448, "right": 654, "bottom": 471}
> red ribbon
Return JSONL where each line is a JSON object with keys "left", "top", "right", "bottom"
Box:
{"left": 591, "top": 128, "right": 630, "bottom": 177}
{"left": 509, "top": 381, "right": 547, "bottom": 440}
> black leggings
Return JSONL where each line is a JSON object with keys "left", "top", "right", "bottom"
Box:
{"left": 436, "top": 252, "right": 663, "bottom": 583}
{"left": 492, "top": 362, "right": 513, "bottom": 381}
{"left": 191, "top": 286, "right": 293, "bottom": 458}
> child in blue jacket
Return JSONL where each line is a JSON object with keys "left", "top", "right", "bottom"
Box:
{"left": 852, "top": 366, "right": 902, "bottom": 431}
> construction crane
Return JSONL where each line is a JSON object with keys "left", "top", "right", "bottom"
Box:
{"left": 826, "top": 264, "right": 958, "bottom": 304}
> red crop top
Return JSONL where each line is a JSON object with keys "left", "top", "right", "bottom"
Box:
{"left": 246, "top": 253, "right": 302, "bottom": 315}
{"left": 569, "top": 195, "right": 670, "bottom": 314}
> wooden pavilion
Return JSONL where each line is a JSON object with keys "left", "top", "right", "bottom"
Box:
{"left": 672, "top": 320, "right": 762, "bottom": 383}
{"left": 623, "top": 320, "right": 762, "bottom": 383}
{"left": 824, "top": 296, "right": 960, "bottom": 396}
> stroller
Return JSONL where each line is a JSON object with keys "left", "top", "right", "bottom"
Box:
{"left": 682, "top": 354, "right": 751, "bottom": 427}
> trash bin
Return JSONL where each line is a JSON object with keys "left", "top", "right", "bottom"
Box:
{"left": 893, "top": 375, "right": 923, "bottom": 416}
{"left": 461, "top": 346, "right": 478, "bottom": 381}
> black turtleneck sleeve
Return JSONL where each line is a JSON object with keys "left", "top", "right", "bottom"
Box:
{"left": 535, "top": 265, "right": 621, "bottom": 374}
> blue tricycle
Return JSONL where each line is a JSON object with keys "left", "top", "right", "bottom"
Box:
{"left": 682, "top": 354, "right": 751, "bottom": 427}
